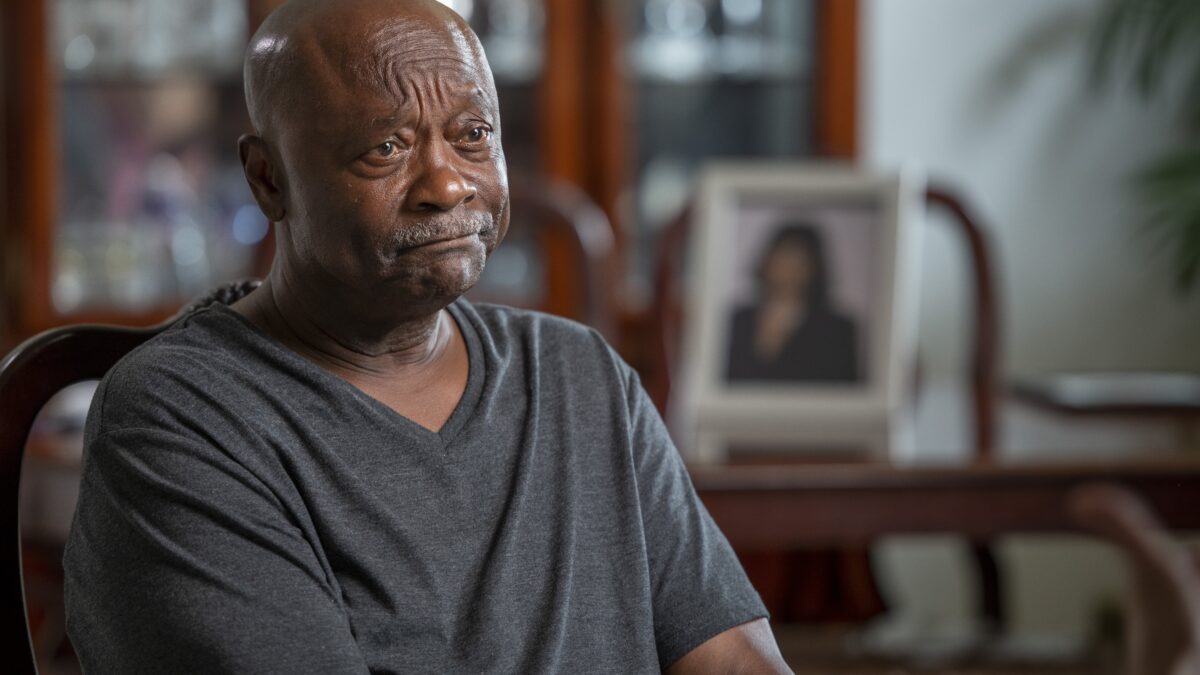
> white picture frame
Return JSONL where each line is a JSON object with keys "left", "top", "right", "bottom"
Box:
{"left": 672, "top": 162, "right": 924, "bottom": 462}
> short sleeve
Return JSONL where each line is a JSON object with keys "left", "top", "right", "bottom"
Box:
{"left": 622, "top": 366, "right": 769, "bottom": 667}
{"left": 63, "top": 426, "right": 371, "bottom": 674}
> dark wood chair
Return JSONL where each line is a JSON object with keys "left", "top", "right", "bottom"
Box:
{"left": 1069, "top": 482, "right": 1200, "bottom": 675}
{"left": 468, "top": 175, "right": 619, "bottom": 340}
{"left": 0, "top": 279, "right": 261, "bottom": 675}
{"left": 644, "top": 183, "right": 1006, "bottom": 625}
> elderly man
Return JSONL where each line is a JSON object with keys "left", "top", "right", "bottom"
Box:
{"left": 63, "top": 0, "right": 789, "bottom": 672}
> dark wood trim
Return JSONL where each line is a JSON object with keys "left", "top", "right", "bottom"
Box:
{"left": 585, "top": 0, "right": 629, "bottom": 250}
{"left": 2, "top": 0, "right": 56, "bottom": 336}
{"left": 814, "top": 0, "right": 858, "bottom": 159}
{"left": 541, "top": 0, "right": 588, "bottom": 187}
{"left": 0, "top": 7, "right": 9, "bottom": 345}
{"left": 540, "top": 0, "right": 628, "bottom": 251}
{"left": 538, "top": 0, "right": 590, "bottom": 324}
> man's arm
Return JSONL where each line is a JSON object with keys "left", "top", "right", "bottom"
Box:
{"left": 64, "top": 426, "right": 371, "bottom": 674}
{"left": 616, "top": 358, "right": 783, "bottom": 670}
{"left": 666, "top": 618, "right": 793, "bottom": 675}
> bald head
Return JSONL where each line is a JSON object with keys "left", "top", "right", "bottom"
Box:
{"left": 244, "top": 0, "right": 492, "bottom": 139}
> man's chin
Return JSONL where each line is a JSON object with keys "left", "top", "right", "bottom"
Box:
{"left": 376, "top": 250, "right": 486, "bottom": 306}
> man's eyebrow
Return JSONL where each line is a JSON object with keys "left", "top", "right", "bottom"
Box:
{"left": 457, "top": 88, "right": 497, "bottom": 114}
{"left": 363, "top": 85, "right": 492, "bottom": 124}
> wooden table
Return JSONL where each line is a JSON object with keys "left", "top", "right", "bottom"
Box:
{"left": 692, "top": 458, "right": 1200, "bottom": 549}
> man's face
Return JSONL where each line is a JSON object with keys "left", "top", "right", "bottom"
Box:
{"left": 270, "top": 12, "right": 509, "bottom": 307}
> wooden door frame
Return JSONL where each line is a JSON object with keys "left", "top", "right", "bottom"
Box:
{"left": 1, "top": 0, "right": 57, "bottom": 339}
{"left": 815, "top": 0, "right": 859, "bottom": 159}
{"left": 541, "top": 0, "right": 628, "bottom": 232}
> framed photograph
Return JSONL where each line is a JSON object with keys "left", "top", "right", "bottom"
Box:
{"left": 672, "top": 163, "right": 924, "bottom": 461}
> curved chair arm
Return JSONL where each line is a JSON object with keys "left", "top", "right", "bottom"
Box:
{"left": 508, "top": 177, "right": 619, "bottom": 341}
{"left": 646, "top": 202, "right": 693, "bottom": 412}
{"left": 924, "top": 186, "right": 1002, "bottom": 460}
{"left": 1070, "top": 483, "right": 1200, "bottom": 675}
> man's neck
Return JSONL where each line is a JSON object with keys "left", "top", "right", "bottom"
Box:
{"left": 233, "top": 256, "right": 473, "bottom": 433}
{"left": 235, "top": 266, "right": 458, "bottom": 382}
{"left": 231, "top": 264, "right": 470, "bottom": 427}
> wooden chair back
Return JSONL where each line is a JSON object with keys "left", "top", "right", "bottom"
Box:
{"left": 0, "top": 280, "right": 260, "bottom": 674}
{"left": 473, "top": 176, "right": 618, "bottom": 340}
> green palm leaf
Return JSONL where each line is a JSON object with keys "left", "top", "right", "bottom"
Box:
{"left": 1090, "top": 0, "right": 1200, "bottom": 292}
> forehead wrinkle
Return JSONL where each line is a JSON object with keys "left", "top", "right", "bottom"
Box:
{"left": 366, "top": 15, "right": 478, "bottom": 67}
{"left": 364, "top": 17, "right": 495, "bottom": 109}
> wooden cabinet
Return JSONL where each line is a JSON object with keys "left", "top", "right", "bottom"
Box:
{"left": 3, "top": 0, "right": 262, "bottom": 335}
{"left": 1, "top": 0, "right": 856, "bottom": 345}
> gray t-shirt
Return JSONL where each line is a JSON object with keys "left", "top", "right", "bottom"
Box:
{"left": 63, "top": 299, "right": 766, "bottom": 674}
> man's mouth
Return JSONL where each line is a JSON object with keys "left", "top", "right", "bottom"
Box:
{"left": 394, "top": 218, "right": 493, "bottom": 252}
{"left": 403, "top": 232, "right": 478, "bottom": 250}
{"left": 400, "top": 225, "right": 495, "bottom": 253}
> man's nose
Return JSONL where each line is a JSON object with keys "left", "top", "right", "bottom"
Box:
{"left": 404, "top": 155, "right": 477, "bottom": 212}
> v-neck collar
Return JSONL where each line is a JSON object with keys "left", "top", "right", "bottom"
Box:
{"left": 202, "top": 299, "right": 486, "bottom": 449}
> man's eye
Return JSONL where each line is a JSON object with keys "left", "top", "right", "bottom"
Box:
{"left": 374, "top": 141, "right": 399, "bottom": 157}
{"left": 466, "top": 127, "right": 490, "bottom": 143}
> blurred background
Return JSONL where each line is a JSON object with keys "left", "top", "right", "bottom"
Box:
{"left": 3, "top": 0, "right": 1200, "bottom": 673}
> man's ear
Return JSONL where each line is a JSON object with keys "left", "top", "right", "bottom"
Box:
{"left": 239, "top": 134, "right": 286, "bottom": 222}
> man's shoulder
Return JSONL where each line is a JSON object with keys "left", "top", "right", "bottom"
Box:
{"left": 109, "top": 306, "right": 248, "bottom": 376}
{"left": 90, "top": 307, "right": 264, "bottom": 433}
{"left": 461, "top": 300, "right": 612, "bottom": 356}
{"left": 462, "top": 300, "right": 593, "bottom": 335}
{"left": 458, "top": 300, "right": 633, "bottom": 387}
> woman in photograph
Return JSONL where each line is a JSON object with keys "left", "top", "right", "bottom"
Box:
{"left": 726, "top": 223, "right": 861, "bottom": 383}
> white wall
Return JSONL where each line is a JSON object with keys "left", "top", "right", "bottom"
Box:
{"left": 863, "top": 0, "right": 1200, "bottom": 379}
{"left": 860, "top": 0, "right": 1200, "bottom": 645}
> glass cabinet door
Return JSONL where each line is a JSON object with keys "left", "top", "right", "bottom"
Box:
{"left": 624, "top": 0, "right": 817, "bottom": 297}
{"left": 11, "top": 0, "right": 836, "bottom": 334}
{"left": 51, "top": 0, "right": 263, "bottom": 315}
{"left": 440, "top": 0, "right": 545, "bottom": 175}
{"left": 451, "top": 0, "right": 552, "bottom": 307}
{"left": 47, "top": 0, "right": 551, "bottom": 317}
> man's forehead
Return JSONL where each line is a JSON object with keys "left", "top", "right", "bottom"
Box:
{"left": 245, "top": 0, "right": 496, "bottom": 134}
{"left": 302, "top": 11, "right": 488, "bottom": 90}
{"left": 366, "top": 13, "right": 480, "bottom": 64}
